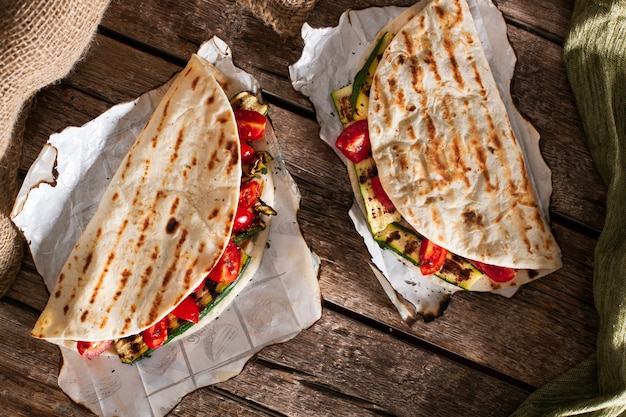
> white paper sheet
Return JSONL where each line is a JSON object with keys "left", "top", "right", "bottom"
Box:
{"left": 289, "top": 0, "right": 553, "bottom": 322}
{"left": 12, "top": 37, "right": 321, "bottom": 417}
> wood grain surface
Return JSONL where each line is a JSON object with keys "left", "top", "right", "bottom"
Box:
{"left": 2, "top": 0, "right": 600, "bottom": 416}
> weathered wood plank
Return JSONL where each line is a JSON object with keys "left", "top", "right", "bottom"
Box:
{"left": 11, "top": 48, "right": 599, "bottom": 392}
{"left": 507, "top": 25, "right": 606, "bottom": 230}
{"left": 0, "top": 298, "right": 529, "bottom": 417}
{"left": 495, "top": 0, "right": 575, "bottom": 41}
{"left": 7, "top": 170, "right": 598, "bottom": 392}
{"left": 6, "top": 1, "right": 601, "bottom": 415}
{"left": 219, "top": 308, "right": 531, "bottom": 417}
{"left": 298, "top": 185, "right": 598, "bottom": 388}
{"left": 20, "top": 85, "right": 111, "bottom": 171}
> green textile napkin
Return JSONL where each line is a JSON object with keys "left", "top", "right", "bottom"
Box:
{"left": 511, "top": 0, "right": 626, "bottom": 416}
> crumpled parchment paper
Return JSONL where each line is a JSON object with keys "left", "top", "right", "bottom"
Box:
{"left": 11, "top": 37, "right": 321, "bottom": 417}
{"left": 289, "top": 0, "right": 554, "bottom": 322}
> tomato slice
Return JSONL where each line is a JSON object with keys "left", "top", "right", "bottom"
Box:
{"left": 142, "top": 317, "right": 168, "bottom": 349}
{"left": 208, "top": 240, "right": 241, "bottom": 283}
{"left": 171, "top": 296, "right": 200, "bottom": 324}
{"left": 473, "top": 261, "right": 517, "bottom": 282}
{"left": 370, "top": 176, "right": 395, "bottom": 211}
{"left": 240, "top": 141, "right": 256, "bottom": 165}
{"left": 234, "top": 109, "right": 266, "bottom": 140}
{"left": 77, "top": 339, "right": 113, "bottom": 359}
{"left": 335, "top": 119, "right": 371, "bottom": 163}
{"left": 239, "top": 180, "right": 261, "bottom": 210}
{"left": 233, "top": 206, "right": 256, "bottom": 233}
{"left": 419, "top": 238, "right": 448, "bottom": 275}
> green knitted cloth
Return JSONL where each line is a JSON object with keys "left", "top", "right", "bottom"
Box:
{"left": 511, "top": 0, "right": 626, "bottom": 416}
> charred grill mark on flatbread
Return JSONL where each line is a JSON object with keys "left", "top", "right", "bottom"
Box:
{"left": 86, "top": 217, "right": 128, "bottom": 315}
{"left": 161, "top": 229, "right": 189, "bottom": 290}
{"left": 90, "top": 252, "right": 117, "bottom": 305}
{"left": 426, "top": 126, "right": 449, "bottom": 180}
{"left": 471, "top": 62, "right": 486, "bottom": 96}
{"left": 208, "top": 153, "right": 216, "bottom": 171}
{"left": 147, "top": 292, "right": 164, "bottom": 326}
{"left": 435, "top": 0, "right": 464, "bottom": 26}
{"left": 191, "top": 76, "right": 200, "bottom": 91}
{"left": 120, "top": 152, "right": 133, "bottom": 181}
{"left": 170, "top": 196, "right": 180, "bottom": 215}
{"left": 142, "top": 159, "right": 151, "bottom": 185}
{"left": 443, "top": 98, "right": 471, "bottom": 188}
{"left": 166, "top": 218, "right": 179, "bottom": 234}
{"left": 516, "top": 208, "right": 534, "bottom": 253}
{"left": 226, "top": 140, "right": 239, "bottom": 175}
{"left": 424, "top": 49, "right": 441, "bottom": 83}
{"left": 183, "top": 258, "right": 198, "bottom": 288}
{"left": 123, "top": 317, "right": 132, "bottom": 333}
{"left": 112, "top": 269, "right": 132, "bottom": 304}
{"left": 466, "top": 112, "right": 496, "bottom": 193}
{"left": 82, "top": 253, "right": 93, "bottom": 275}
{"left": 208, "top": 207, "right": 220, "bottom": 221}
{"left": 462, "top": 209, "right": 483, "bottom": 227}
{"left": 134, "top": 264, "right": 155, "bottom": 304}
{"left": 162, "top": 97, "right": 170, "bottom": 119}
{"left": 169, "top": 128, "right": 185, "bottom": 165}
{"left": 401, "top": 31, "right": 415, "bottom": 58}
{"left": 406, "top": 124, "right": 417, "bottom": 141}
{"left": 137, "top": 228, "right": 147, "bottom": 248}
{"left": 435, "top": 1, "right": 465, "bottom": 88}
{"left": 224, "top": 221, "right": 233, "bottom": 238}
{"left": 444, "top": 38, "right": 463, "bottom": 89}
{"left": 418, "top": 14, "right": 426, "bottom": 31}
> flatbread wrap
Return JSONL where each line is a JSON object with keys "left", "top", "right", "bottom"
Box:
{"left": 331, "top": 0, "right": 562, "bottom": 292}
{"left": 31, "top": 54, "right": 277, "bottom": 362}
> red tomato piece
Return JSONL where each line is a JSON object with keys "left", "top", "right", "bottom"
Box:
{"left": 239, "top": 180, "right": 261, "bottom": 210}
{"left": 77, "top": 339, "right": 113, "bottom": 359}
{"left": 473, "top": 261, "right": 517, "bottom": 282}
{"left": 370, "top": 176, "right": 395, "bottom": 211}
{"left": 233, "top": 205, "right": 256, "bottom": 233}
{"left": 234, "top": 109, "right": 266, "bottom": 140}
{"left": 208, "top": 240, "right": 241, "bottom": 283}
{"left": 419, "top": 238, "right": 448, "bottom": 275}
{"left": 335, "top": 119, "right": 371, "bottom": 163}
{"left": 171, "top": 296, "right": 200, "bottom": 324}
{"left": 240, "top": 141, "right": 256, "bottom": 165}
{"left": 142, "top": 317, "right": 168, "bottom": 349}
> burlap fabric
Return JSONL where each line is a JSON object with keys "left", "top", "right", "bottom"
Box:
{"left": 236, "top": 0, "right": 319, "bottom": 36}
{"left": 0, "top": 0, "right": 110, "bottom": 297}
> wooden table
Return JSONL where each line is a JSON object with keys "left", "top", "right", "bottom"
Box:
{"left": 2, "top": 0, "right": 601, "bottom": 415}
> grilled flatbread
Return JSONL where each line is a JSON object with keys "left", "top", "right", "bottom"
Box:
{"left": 366, "top": 0, "right": 561, "bottom": 288}
{"left": 31, "top": 55, "right": 272, "bottom": 350}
